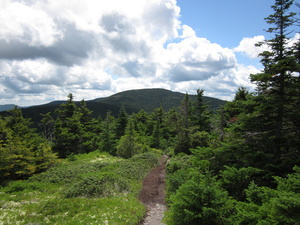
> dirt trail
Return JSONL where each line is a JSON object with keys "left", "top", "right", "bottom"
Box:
{"left": 138, "top": 155, "right": 168, "bottom": 225}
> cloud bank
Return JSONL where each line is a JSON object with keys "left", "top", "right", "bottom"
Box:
{"left": 0, "top": 0, "right": 263, "bottom": 106}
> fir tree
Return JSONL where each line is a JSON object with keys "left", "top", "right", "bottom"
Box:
{"left": 116, "top": 105, "right": 128, "bottom": 139}
{"left": 175, "top": 93, "right": 191, "bottom": 154}
{"left": 100, "top": 111, "right": 116, "bottom": 155}
{"left": 53, "top": 94, "right": 84, "bottom": 157}
{"left": 191, "top": 89, "right": 211, "bottom": 132}
{"left": 247, "top": 0, "right": 299, "bottom": 173}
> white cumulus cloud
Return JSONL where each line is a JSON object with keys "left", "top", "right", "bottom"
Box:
{"left": 0, "top": 0, "right": 262, "bottom": 106}
{"left": 234, "top": 35, "right": 268, "bottom": 58}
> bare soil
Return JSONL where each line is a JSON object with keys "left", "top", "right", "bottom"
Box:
{"left": 138, "top": 155, "right": 168, "bottom": 225}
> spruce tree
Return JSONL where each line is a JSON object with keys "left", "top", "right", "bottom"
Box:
{"left": 53, "top": 94, "right": 84, "bottom": 157}
{"left": 116, "top": 105, "right": 128, "bottom": 139}
{"left": 248, "top": 0, "right": 299, "bottom": 172}
{"left": 100, "top": 111, "right": 116, "bottom": 155}
{"left": 0, "top": 108, "right": 57, "bottom": 181}
{"left": 150, "top": 107, "right": 164, "bottom": 149}
{"left": 40, "top": 112, "right": 54, "bottom": 141}
{"left": 191, "top": 89, "right": 211, "bottom": 132}
{"left": 175, "top": 93, "right": 191, "bottom": 154}
{"left": 116, "top": 117, "right": 137, "bottom": 158}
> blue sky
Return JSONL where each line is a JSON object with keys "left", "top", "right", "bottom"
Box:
{"left": 177, "top": 0, "right": 274, "bottom": 48}
{"left": 176, "top": 0, "right": 275, "bottom": 68}
{"left": 0, "top": 0, "right": 298, "bottom": 106}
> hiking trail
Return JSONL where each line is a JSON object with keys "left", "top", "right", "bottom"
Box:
{"left": 138, "top": 155, "right": 168, "bottom": 225}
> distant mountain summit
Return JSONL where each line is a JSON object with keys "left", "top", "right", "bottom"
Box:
{"left": 1, "top": 88, "right": 226, "bottom": 124}
{"left": 0, "top": 104, "right": 16, "bottom": 112}
{"left": 92, "top": 88, "right": 225, "bottom": 113}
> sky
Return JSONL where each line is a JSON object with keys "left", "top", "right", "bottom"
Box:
{"left": 0, "top": 0, "right": 299, "bottom": 106}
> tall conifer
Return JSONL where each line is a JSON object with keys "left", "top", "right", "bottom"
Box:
{"left": 248, "top": 0, "right": 299, "bottom": 171}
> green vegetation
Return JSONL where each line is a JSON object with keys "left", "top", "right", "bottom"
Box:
{"left": 0, "top": 1, "right": 299, "bottom": 224}
{"left": 164, "top": 1, "right": 300, "bottom": 224}
{"left": 2, "top": 88, "right": 225, "bottom": 125}
{"left": 0, "top": 151, "right": 159, "bottom": 224}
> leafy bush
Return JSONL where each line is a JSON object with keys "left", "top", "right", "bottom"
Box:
{"left": 116, "top": 135, "right": 149, "bottom": 158}
{"left": 0, "top": 152, "right": 159, "bottom": 225}
{"left": 103, "top": 152, "right": 159, "bottom": 179}
{"left": 275, "top": 166, "right": 300, "bottom": 193}
{"left": 4, "top": 180, "right": 51, "bottom": 193}
{"left": 166, "top": 153, "right": 191, "bottom": 173}
{"left": 63, "top": 172, "right": 130, "bottom": 198}
{"left": 31, "top": 161, "right": 108, "bottom": 183}
{"left": 165, "top": 172, "right": 232, "bottom": 225}
{"left": 230, "top": 167, "right": 300, "bottom": 224}
{"left": 220, "top": 166, "right": 263, "bottom": 200}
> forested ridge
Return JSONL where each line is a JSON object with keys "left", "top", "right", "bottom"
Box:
{"left": 1, "top": 0, "right": 300, "bottom": 224}
{"left": 0, "top": 88, "right": 225, "bottom": 125}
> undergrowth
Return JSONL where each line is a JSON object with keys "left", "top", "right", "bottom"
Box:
{"left": 0, "top": 151, "right": 160, "bottom": 225}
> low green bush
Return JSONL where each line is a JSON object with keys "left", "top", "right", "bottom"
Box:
{"left": 63, "top": 172, "right": 130, "bottom": 198}
{"left": 1, "top": 195, "right": 145, "bottom": 225}
{"left": 4, "top": 180, "right": 56, "bottom": 193}
{"left": 230, "top": 167, "right": 300, "bottom": 224}
{"left": 102, "top": 152, "right": 159, "bottom": 181}
{"left": 220, "top": 166, "right": 263, "bottom": 201}
{"left": 0, "top": 151, "right": 160, "bottom": 225}
{"left": 30, "top": 161, "right": 109, "bottom": 184}
{"left": 165, "top": 172, "right": 232, "bottom": 225}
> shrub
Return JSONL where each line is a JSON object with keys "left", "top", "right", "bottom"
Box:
{"left": 165, "top": 173, "right": 231, "bottom": 225}
{"left": 231, "top": 168, "right": 300, "bottom": 224}
{"left": 220, "top": 166, "right": 263, "bottom": 200}
{"left": 63, "top": 172, "right": 130, "bottom": 198}
{"left": 31, "top": 161, "right": 108, "bottom": 183}
{"left": 4, "top": 180, "right": 56, "bottom": 193}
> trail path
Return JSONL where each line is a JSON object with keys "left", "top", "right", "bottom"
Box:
{"left": 138, "top": 155, "right": 168, "bottom": 225}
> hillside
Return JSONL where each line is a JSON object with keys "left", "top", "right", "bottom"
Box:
{"left": 2, "top": 88, "right": 225, "bottom": 124}
{"left": 0, "top": 104, "right": 16, "bottom": 112}
{"left": 92, "top": 88, "right": 224, "bottom": 113}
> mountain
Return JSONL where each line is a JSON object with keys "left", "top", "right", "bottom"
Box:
{"left": 92, "top": 88, "right": 225, "bottom": 113}
{"left": 0, "top": 104, "right": 16, "bottom": 112}
{"left": 2, "top": 88, "right": 226, "bottom": 124}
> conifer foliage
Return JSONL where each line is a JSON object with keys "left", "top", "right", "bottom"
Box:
{"left": 0, "top": 108, "right": 57, "bottom": 182}
{"left": 0, "top": 2, "right": 299, "bottom": 224}
{"left": 165, "top": 1, "right": 300, "bottom": 224}
{"left": 248, "top": 0, "right": 300, "bottom": 172}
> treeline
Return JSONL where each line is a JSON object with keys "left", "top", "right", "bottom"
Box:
{"left": 0, "top": 88, "right": 213, "bottom": 182}
{"left": 0, "top": 0, "right": 299, "bottom": 223}
{"left": 164, "top": 0, "right": 300, "bottom": 224}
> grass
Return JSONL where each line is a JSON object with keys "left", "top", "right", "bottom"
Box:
{"left": 0, "top": 151, "right": 160, "bottom": 225}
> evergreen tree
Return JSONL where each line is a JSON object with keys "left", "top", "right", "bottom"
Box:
{"left": 164, "top": 107, "right": 179, "bottom": 146}
{"left": 151, "top": 120, "right": 162, "bottom": 149}
{"left": 249, "top": 0, "right": 299, "bottom": 171}
{"left": 234, "top": 87, "right": 250, "bottom": 101}
{"left": 53, "top": 94, "right": 84, "bottom": 157}
{"left": 117, "top": 117, "right": 136, "bottom": 158}
{"left": 40, "top": 112, "right": 54, "bottom": 141}
{"left": 99, "top": 111, "right": 116, "bottom": 155}
{"left": 78, "top": 99, "right": 99, "bottom": 153}
{"left": 133, "top": 109, "right": 150, "bottom": 136}
{"left": 150, "top": 107, "right": 165, "bottom": 149}
{"left": 116, "top": 117, "right": 147, "bottom": 158}
{"left": 78, "top": 99, "right": 92, "bottom": 125}
{"left": 175, "top": 93, "right": 191, "bottom": 154}
{"left": 0, "top": 109, "right": 57, "bottom": 181}
{"left": 115, "top": 105, "right": 128, "bottom": 139}
{"left": 6, "top": 106, "right": 36, "bottom": 141}
{"left": 191, "top": 89, "right": 211, "bottom": 132}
